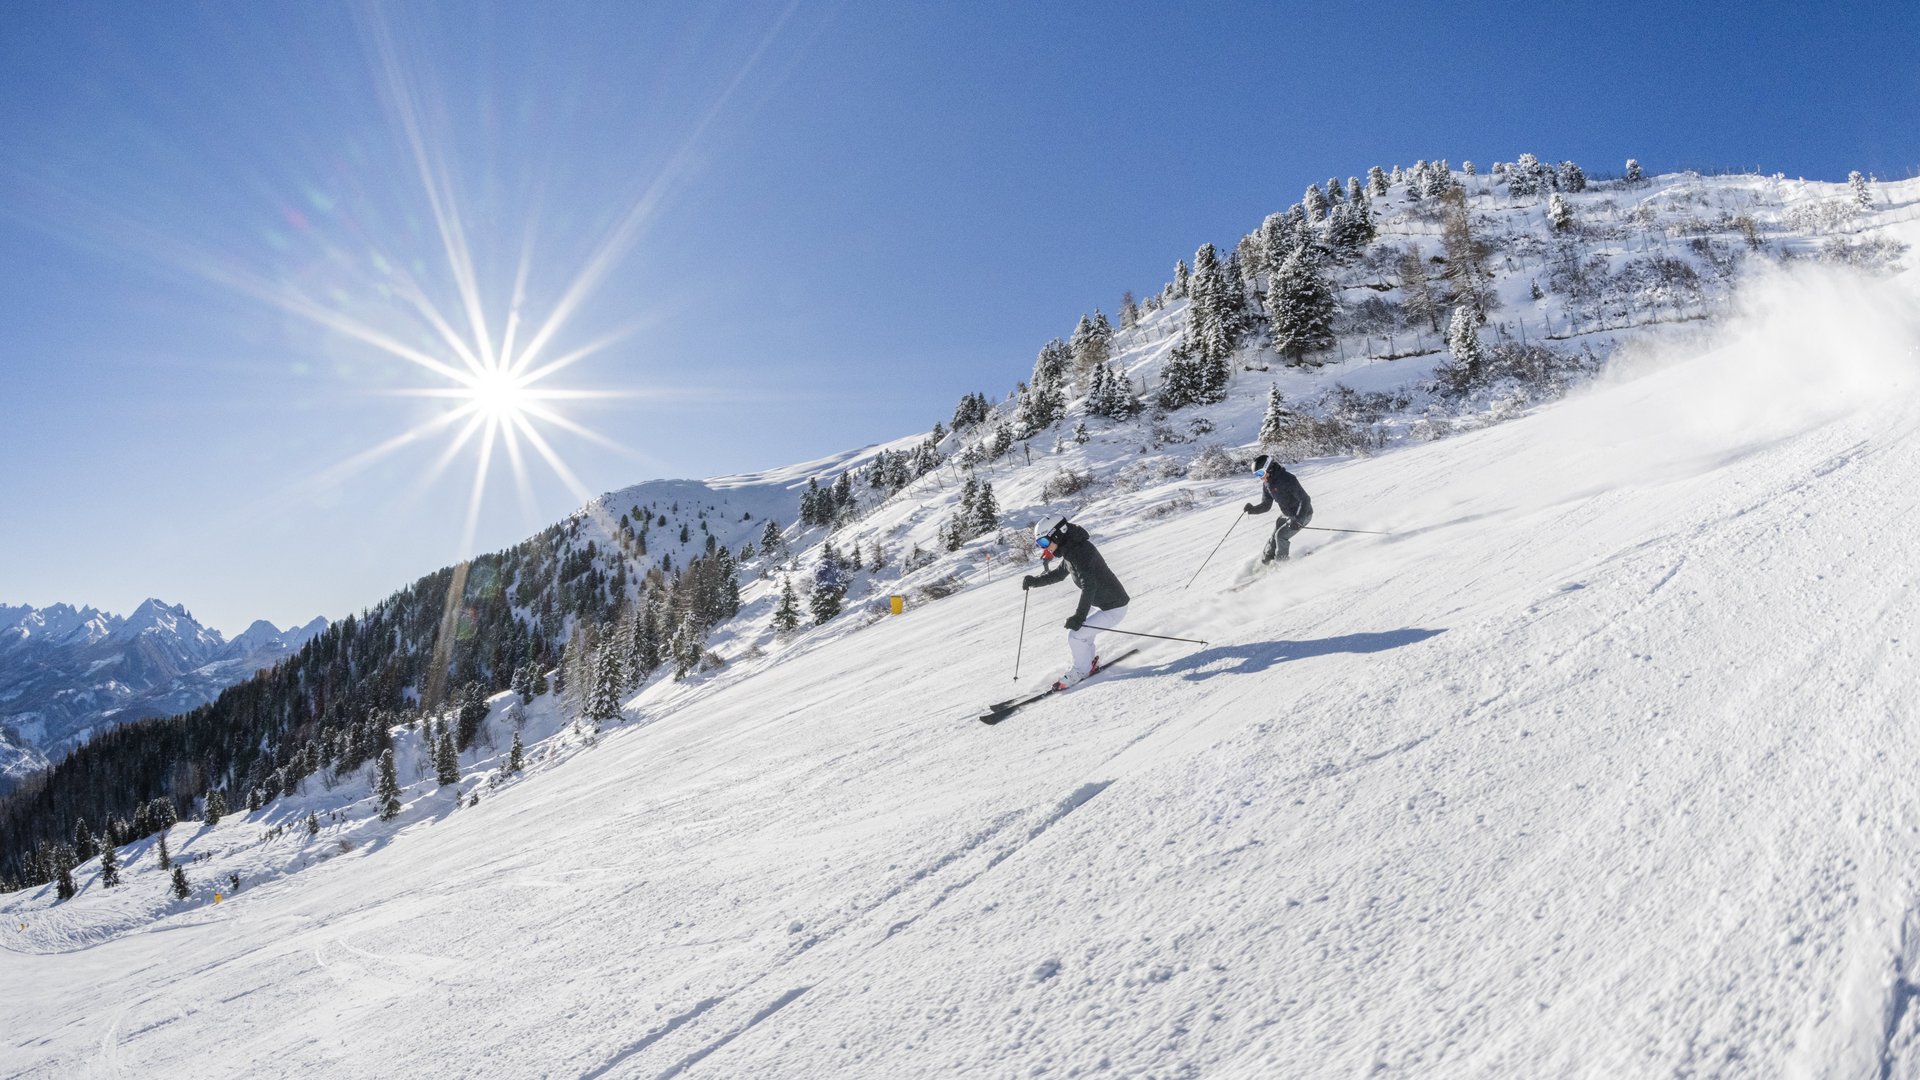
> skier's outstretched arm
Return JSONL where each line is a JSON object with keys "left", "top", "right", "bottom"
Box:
{"left": 1023, "top": 563, "right": 1069, "bottom": 589}
{"left": 1243, "top": 487, "right": 1273, "bottom": 515}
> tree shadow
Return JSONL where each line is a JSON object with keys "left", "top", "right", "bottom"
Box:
{"left": 1117, "top": 627, "right": 1447, "bottom": 684}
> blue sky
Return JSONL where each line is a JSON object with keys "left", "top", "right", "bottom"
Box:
{"left": 3, "top": 0, "right": 1916, "bottom": 634}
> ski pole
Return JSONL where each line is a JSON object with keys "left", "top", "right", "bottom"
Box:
{"left": 1301, "top": 525, "right": 1390, "bottom": 535}
{"left": 1095, "top": 626, "right": 1211, "bottom": 648}
{"left": 1012, "top": 588, "right": 1030, "bottom": 682}
{"left": 1184, "top": 508, "right": 1246, "bottom": 590}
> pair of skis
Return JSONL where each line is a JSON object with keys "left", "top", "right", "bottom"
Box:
{"left": 977, "top": 648, "right": 1139, "bottom": 725}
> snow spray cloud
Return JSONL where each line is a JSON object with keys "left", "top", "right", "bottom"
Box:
{"left": 1601, "top": 261, "right": 1920, "bottom": 450}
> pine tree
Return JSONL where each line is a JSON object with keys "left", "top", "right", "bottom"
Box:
{"left": 1548, "top": 192, "right": 1574, "bottom": 232}
{"left": 306, "top": 811, "right": 320, "bottom": 838}
{"left": 1368, "top": 165, "right": 1389, "bottom": 196}
{"left": 1447, "top": 305, "right": 1485, "bottom": 387}
{"left": 1850, "top": 170, "right": 1872, "bottom": 211}
{"left": 1119, "top": 291, "right": 1140, "bottom": 330}
{"left": 57, "top": 861, "right": 76, "bottom": 901}
{"left": 1325, "top": 177, "right": 1343, "bottom": 207}
{"left": 377, "top": 749, "right": 402, "bottom": 820}
{"left": 587, "top": 643, "right": 623, "bottom": 721}
{"left": 158, "top": 832, "right": 172, "bottom": 870}
{"left": 1508, "top": 153, "right": 1548, "bottom": 200}
{"left": 73, "top": 817, "right": 96, "bottom": 862}
{"left": 99, "top": 843, "right": 119, "bottom": 888}
{"left": 203, "top": 790, "right": 226, "bottom": 827}
{"left": 1462, "top": 161, "right": 1477, "bottom": 176}
{"left": 1173, "top": 259, "right": 1190, "bottom": 296}
{"left": 1303, "top": 183, "right": 1327, "bottom": 221}
{"left": 512, "top": 662, "right": 533, "bottom": 704}
{"left": 1258, "top": 384, "right": 1290, "bottom": 445}
{"left": 971, "top": 482, "right": 999, "bottom": 535}
{"left": 759, "top": 518, "right": 782, "bottom": 553}
{"left": 1558, "top": 160, "right": 1586, "bottom": 193}
{"left": 435, "top": 731, "right": 459, "bottom": 786}
{"left": 1624, "top": 158, "right": 1644, "bottom": 185}
{"left": 1267, "top": 247, "right": 1337, "bottom": 364}
{"left": 508, "top": 730, "right": 524, "bottom": 772}
{"left": 809, "top": 549, "right": 848, "bottom": 625}
{"left": 170, "top": 865, "right": 190, "bottom": 900}
{"left": 772, "top": 578, "right": 801, "bottom": 632}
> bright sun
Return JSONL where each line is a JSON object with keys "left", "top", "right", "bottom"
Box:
{"left": 466, "top": 368, "right": 532, "bottom": 421}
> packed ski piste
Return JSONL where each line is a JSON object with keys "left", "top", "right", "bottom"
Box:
{"left": 5, "top": 169, "right": 1920, "bottom": 1078}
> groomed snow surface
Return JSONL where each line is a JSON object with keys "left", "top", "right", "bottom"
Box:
{"left": 7, "top": 260, "right": 1920, "bottom": 1078}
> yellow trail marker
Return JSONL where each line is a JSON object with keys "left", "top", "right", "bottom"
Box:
{"left": 214, "top": 893, "right": 222, "bottom": 904}
{"left": 889, "top": 595, "right": 904, "bottom": 615}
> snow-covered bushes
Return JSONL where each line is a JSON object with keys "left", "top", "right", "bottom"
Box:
{"left": 1820, "top": 235, "right": 1908, "bottom": 274}
{"left": 1185, "top": 445, "right": 1239, "bottom": 479}
{"left": 1432, "top": 342, "right": 1600, "bottom": 401}
{"left": 1041, "top": 468, "right": 1097, "bottom": 501}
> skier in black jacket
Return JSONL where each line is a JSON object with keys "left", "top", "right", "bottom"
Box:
{"left": 1022, "top": 514, "right": 1130, "bottom": 689}
{"left": 1245, "top": 454, "right": 1313, "bottom": 563}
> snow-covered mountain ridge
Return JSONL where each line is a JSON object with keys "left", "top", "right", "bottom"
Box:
{"left": 4, "top": 166, "right": 1919, "bottom": 1076}
{"left": 0, "top": 601, "right": 327, "bottom": 792}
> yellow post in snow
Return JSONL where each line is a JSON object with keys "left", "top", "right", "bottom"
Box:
{"left": 214, "top": 893, "right": 222, "bottom": 904}
{"left": 889, "top": 595, "right": 904, "bottom": 615}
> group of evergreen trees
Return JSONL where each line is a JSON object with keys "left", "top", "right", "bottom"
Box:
{"left": 942, "top": 476, "right": 1000, "bottom": 551}
{"left": 0, "top": 503, "right": 694, "bottom": 890}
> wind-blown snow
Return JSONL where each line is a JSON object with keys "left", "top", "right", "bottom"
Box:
{"left": 4, "top": 196, "right": 1919, "bottom": 1077}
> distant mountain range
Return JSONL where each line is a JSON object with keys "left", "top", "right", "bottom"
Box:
{"left": 0, "top": 600, "right": 326, "bottom": 792}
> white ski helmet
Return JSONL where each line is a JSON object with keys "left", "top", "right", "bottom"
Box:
{"left": 1032, "top": 514, "right": 1070, "bottom": 545}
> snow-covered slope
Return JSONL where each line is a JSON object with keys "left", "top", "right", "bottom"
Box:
{"left": 5, "top": 233, "right": 1918, "bottom": 1076}
{"left": 0, "top": 603, "right": 327, "bottom": 791}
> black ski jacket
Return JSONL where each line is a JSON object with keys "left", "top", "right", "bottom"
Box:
{"left": 1028, "top": 523, "right": 1130, "bottom": 621}
{"left": 1247, "top": 465, "right": 1313, "bottom": 523}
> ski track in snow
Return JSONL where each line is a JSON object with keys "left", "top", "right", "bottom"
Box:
{"left": 8, "top": 230, "right": 1920, "bottom": 1075}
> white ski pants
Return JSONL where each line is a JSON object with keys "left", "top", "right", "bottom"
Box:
{"left": 1067, "top": 605, "right": 1128, "bottom": 677}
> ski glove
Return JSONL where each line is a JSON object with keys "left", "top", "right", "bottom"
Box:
{"left": 1243, "top": 503, "right": 1258, "bottom": 514}
{"left": 1064, "top": 614, "right": 1085, "bottom": 631}
{"left": 1021, "top": 575, "right": 1038, "bottom": 590}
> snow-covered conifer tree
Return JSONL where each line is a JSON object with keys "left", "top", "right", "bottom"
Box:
{"left": 1548, "top": 192, "right": 1574, "bottom": 232}
{"left": 1447, "top": 305, "right": 1485, "bottom": 386}
{"left": 508, "top": 730, "right": 524, "bottom": 772}
{"left": 1558, "top": 160, "right": 1587, "bottom": 193}
{"left": 202, "top": 791, "right": 225, "bottom": 827}
{"left": 170, "top": 865, "right": 189, "bottom": 900}
{"left": 1624, "top": 158, "right": 1643, "bottom": 185}
{"left": 809, "top": 549, "right": 848, "bottom": 625}
{"left": 307, "top": 811, "right": 320, "bottom": 837}
{"left": 99, "top": 842, "right": 119, "bottom": 888}
{"left": 72, "top": 818, "right": 95, "bottom": 862}
{"left": 1368, "top": 165, "right": 1389, "bottom": 196}
{"left": 1303, "top": 184, "right": 1328, "bottom": 220}
{"left": 1267, "top": 247, "right": 1337, "bottom": 364}
{"left": 435, "top": 731, "right": 459, "bottom": 786}
{"left": 378, "top": 749, "right": 405, "bottom": 814}
{"left": 970, "top": 482, "right": 999, "bottom": 536}
{"left": 1463, "top": 161, "right": 1476, "bottom": 176}
{"left": 587, "top": 644, "right": 623, "bottom": 722}
{"left": 1850, "top": 170, "right": 1872, "bottom": 211}
{"left": 1173, "top": 259, "right": 1190, "bottom": 296}
{"left": 1258, "top": 384, "right": 1290, "bottom": 445}
{"left": 772, "top": 578, "right": 801, "bottom": 632}
{"left": 158, "top": 832, "right": 172, "bottom": 870}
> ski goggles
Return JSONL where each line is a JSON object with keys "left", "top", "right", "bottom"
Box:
{"left": 1034, "top": 536, "right": 1054, "bottom": 550}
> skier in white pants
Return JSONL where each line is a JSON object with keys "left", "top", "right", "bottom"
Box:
{"left": 1022, "top": 515, "right": 1132, "bottom": 689}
